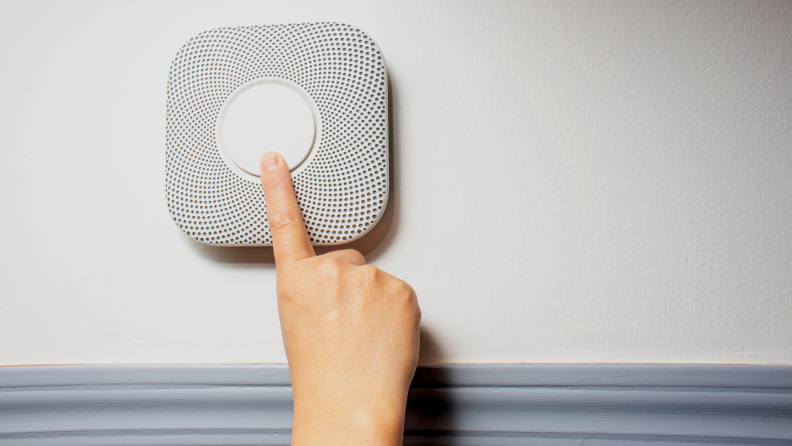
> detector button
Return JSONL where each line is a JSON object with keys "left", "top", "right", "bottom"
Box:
{"left": 220, "top": 82, "right": 316, "bottom": 174}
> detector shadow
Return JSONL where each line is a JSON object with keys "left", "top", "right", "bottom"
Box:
{"left": 186, "top": 240, "right": 275, "bottom": 263}
{"left": 188, "top": 77, "right": 399, "bottom": 264}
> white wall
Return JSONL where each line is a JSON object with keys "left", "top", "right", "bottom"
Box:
{"left": 1, "top": 0, "right": 790, "bottom": 366}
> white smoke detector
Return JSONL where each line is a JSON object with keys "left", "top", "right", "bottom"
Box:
{"left": 166, "top": 23, "right": 389, "bottom": 246}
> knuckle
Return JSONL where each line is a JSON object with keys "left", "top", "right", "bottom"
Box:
{"left": 262, "top": 172, "right": 291, "bottom": 191}
{"left": 267, "top": 208, "right": 301, "bottom": 233}
{"left": 319, "top": 258, "right": 346, "bottom": 281}
{"left": 392, "top": 279, "right": 412, "bottom": 295}
{"left": 391, "top": 279, "right": 419, "bottom": 314}
{"left": 358, "top": 264, "right": 380, "bottom": 281}
{"left": 341, "top": 248, "right": 363, "bottom": 258}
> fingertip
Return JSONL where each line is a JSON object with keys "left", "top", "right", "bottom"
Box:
{"left": 260, "top": 151, "right": 281, "bottom": 173}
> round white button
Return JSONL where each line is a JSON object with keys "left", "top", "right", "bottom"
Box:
{"left": 219, "top": 82, "right": 316, "bottom": 175}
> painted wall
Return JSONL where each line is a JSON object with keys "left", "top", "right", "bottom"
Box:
{"left": 1, "top": 0, "right": 790, "bottom": 366}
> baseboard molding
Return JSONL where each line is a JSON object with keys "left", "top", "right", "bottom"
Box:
{"left": 1, "top": 364, "right": 791, "bottom": 445}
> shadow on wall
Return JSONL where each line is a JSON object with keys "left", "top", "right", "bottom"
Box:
{"left": 405, "top": 327, "right": 456, "bottom": 440}
{"left": 184, "top": 77, "right": 400, "bottom": 264}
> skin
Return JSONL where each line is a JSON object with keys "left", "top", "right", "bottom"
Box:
{"left": 259, "top": 151, "right": 421, "bottom": 446}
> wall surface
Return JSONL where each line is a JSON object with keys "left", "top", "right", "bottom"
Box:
{"left": 1, "top": 0, "right": 790, "bottom": 366}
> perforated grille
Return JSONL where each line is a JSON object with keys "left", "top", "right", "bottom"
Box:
{"left": 166, "top": 23, "right": 388, "bottom": 246}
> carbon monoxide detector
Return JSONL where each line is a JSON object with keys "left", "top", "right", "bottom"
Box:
{"left": 166, "top": 23, "right": 389, "bottom": 246}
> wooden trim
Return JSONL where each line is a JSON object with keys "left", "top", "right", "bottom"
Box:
{"left": 2, "top": 364, "right": 791, "bottom": 445}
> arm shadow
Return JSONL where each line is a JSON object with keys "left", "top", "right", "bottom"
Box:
{"left": 405, "top": 327, "right": 457, "bottom": 442}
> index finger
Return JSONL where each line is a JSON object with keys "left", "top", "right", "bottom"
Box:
{"left": 259, "top": 151, "right": 315, "bottom": 266}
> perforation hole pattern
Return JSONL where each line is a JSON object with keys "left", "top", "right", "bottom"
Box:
{"left": 166, "top": 23, "right": 388, "bottom": 246}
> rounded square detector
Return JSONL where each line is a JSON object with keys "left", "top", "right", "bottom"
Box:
{"left": 166, "top": 23, "right": 389, "bottom": 246}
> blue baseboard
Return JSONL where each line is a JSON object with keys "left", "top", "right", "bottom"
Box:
{"left": 1, "top": 364, "right": 791, "bottom": 445}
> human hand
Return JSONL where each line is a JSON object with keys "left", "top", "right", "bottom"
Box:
{"left": 259, "top": 152, "right": 421, "bottom": 446}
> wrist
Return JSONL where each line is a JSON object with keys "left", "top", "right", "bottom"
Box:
{"left": 292, "top": 395, "right": 405, "bottom": 446}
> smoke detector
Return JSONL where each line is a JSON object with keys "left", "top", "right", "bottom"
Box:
{"left": 166, "top": 23, "right": 389, "bottom": 246}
